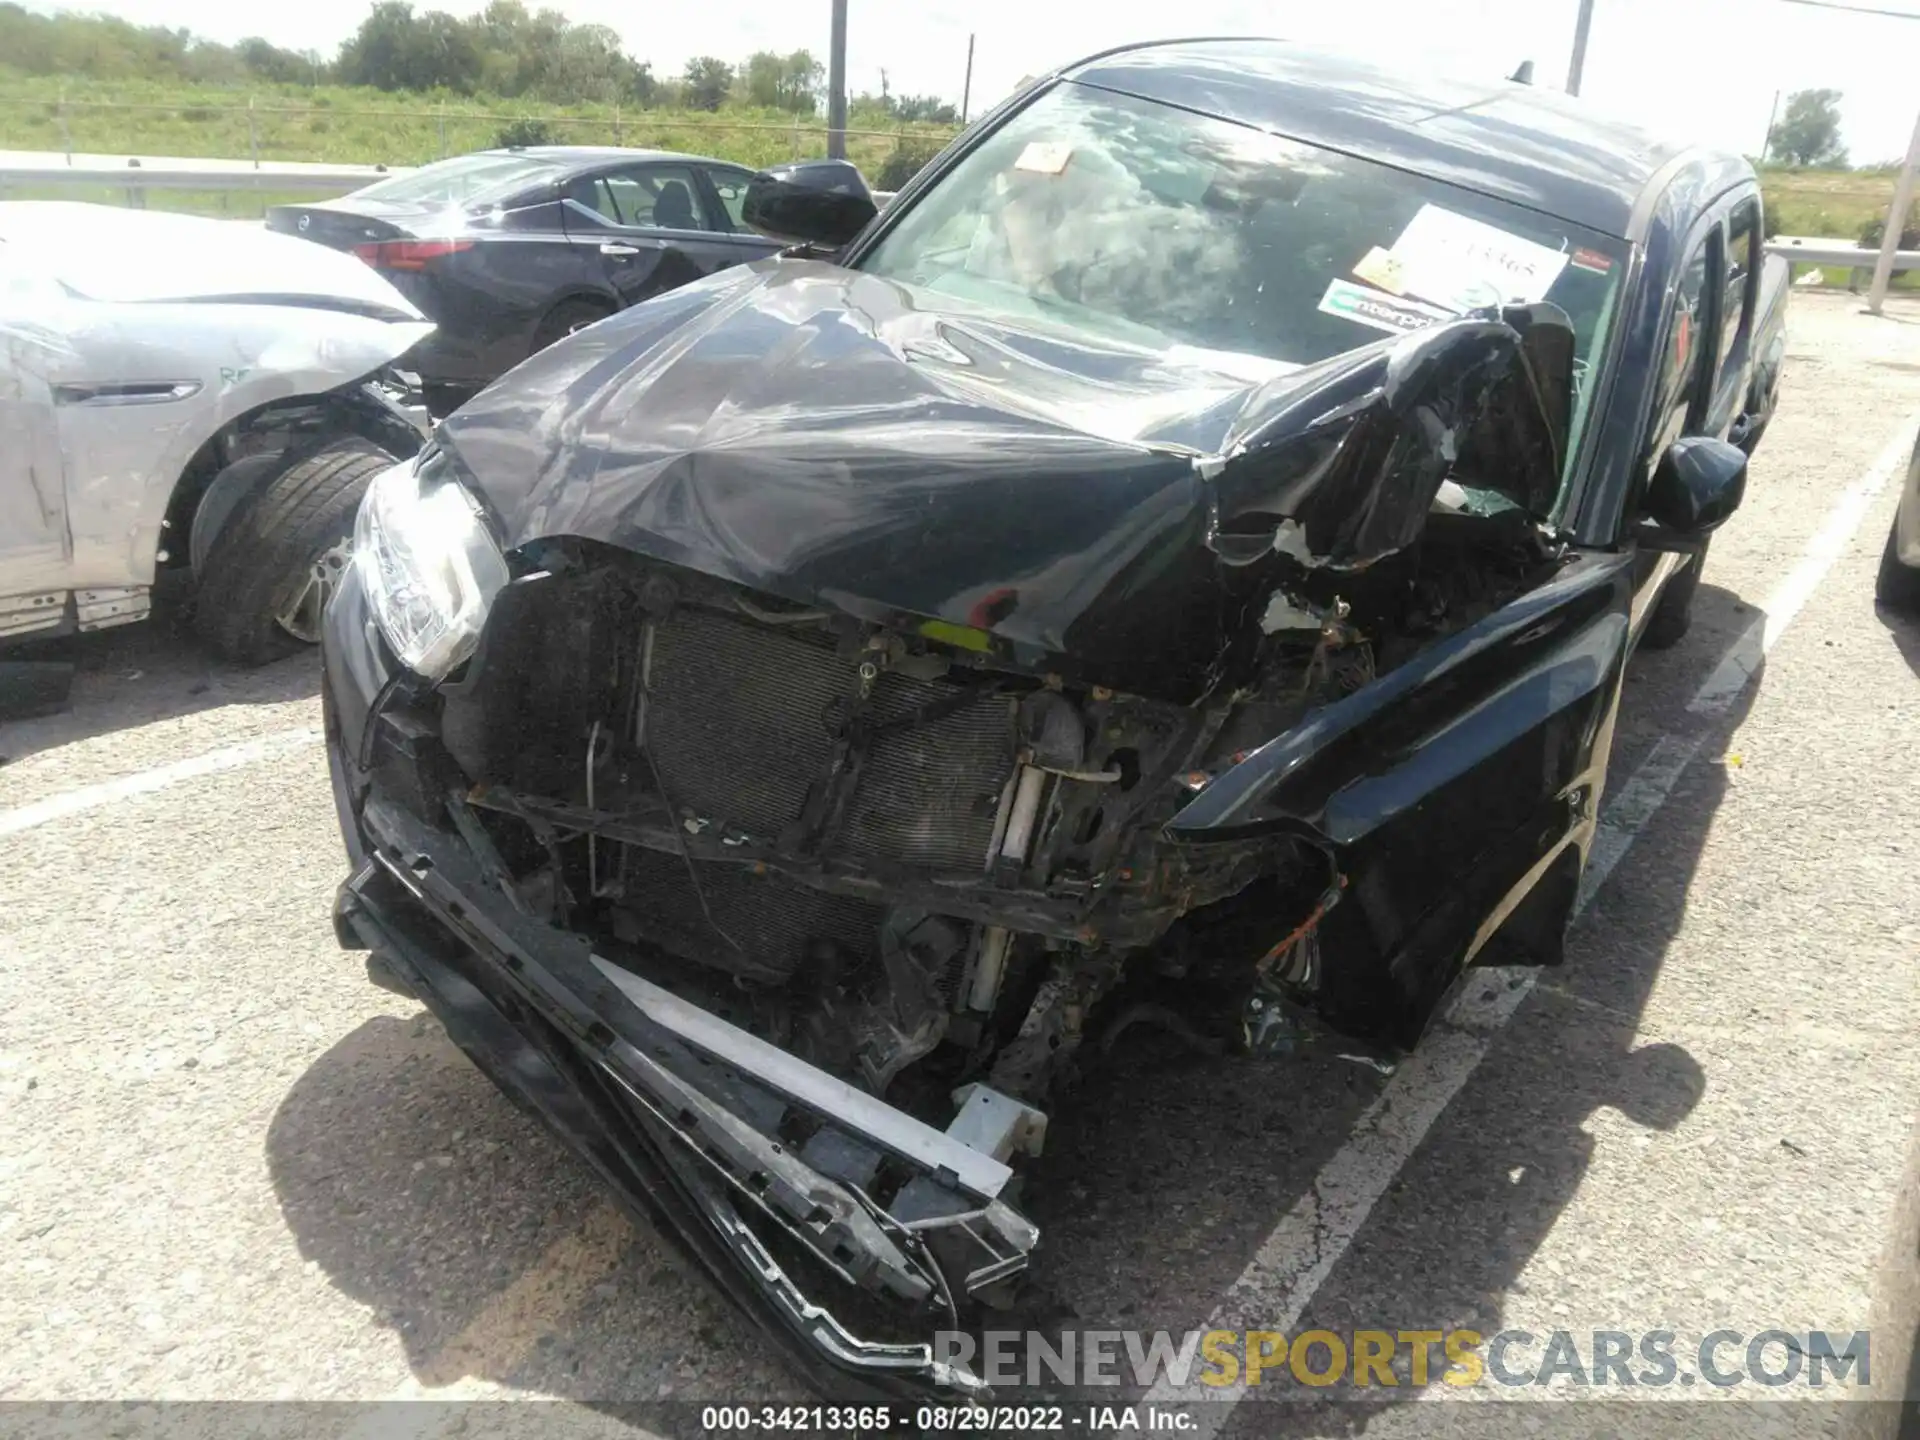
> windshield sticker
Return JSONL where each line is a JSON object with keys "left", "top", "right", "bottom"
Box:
{"left": 1382, "top": 204, "right": 1571, "bottom": 310}
{"left": 1014, "top": 141, "right": 1074, "bottom": 175}
{"left": 1351, "top": 245, "right": 1411, "bottom": 295}
{"left": 1318, "top": 278, "right": 1454, "bottom": 336}
{"left": 1571, "top": 246, "right": 1616, "bottom": 275}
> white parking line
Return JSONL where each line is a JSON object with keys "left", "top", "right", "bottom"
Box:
{"left": 1148, "top": 415, "right": 1919, "bottom": 1428}
{"left": 0, "top": 726, "right": 321, "bottom": 838}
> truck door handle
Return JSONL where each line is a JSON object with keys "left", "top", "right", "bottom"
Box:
{"left": 599, "top": 242, "right": 641, "bottom": 257}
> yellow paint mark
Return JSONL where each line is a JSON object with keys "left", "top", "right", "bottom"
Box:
{"left": 917, "top": 619, "right": 992, "bottom": 652}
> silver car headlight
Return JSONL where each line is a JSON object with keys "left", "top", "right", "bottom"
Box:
{"left": 353, "top": 451, "right": 509, "bottom": 681}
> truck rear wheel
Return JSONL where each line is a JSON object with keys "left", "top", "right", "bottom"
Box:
{"left": 193, "top": 438, "right": 397, "bottom": 666}
{"left": 1642, "top": 540, "right": 1709, "bottom": 651}
{"left": 1878, "top": 520, "right": 1920, "bottom": 610}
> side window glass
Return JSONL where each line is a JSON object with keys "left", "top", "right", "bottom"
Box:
{"left": 599, "top": 173, "right": 650, "bottom": 227}
{"left": 1651, "top": 246, "right": 1711, "bottom": 455}
{"left": 602, "top": 166, "right": 715, "bottom": 231}
{"left": 705, "top": 169, "right": 751, "bottom": 229}
{"left": 565, "top": 176, "right": 614, "bottom": 222}
{"left": 1720, "top": 200, "right": 1758, "bottom": 367}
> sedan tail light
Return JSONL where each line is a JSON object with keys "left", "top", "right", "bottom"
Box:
{"left": 352, "top": 239, "right": 475, "bottom": 271}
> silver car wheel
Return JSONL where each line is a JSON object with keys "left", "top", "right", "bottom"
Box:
{"left": 276, "top": 539, "right": 352, "bottom": 644}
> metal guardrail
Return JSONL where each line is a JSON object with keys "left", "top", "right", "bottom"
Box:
{"left": 0, "top": 150, "right": 900, "bottom": 213}
{"left": 0, "top": 149, "right": 410, "bottom": 195}
{"left": 1766, "top": 235, "right": 1920, "bottom": 272}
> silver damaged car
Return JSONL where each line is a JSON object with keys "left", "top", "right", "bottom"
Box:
{"left": 0, "top": 201, "right": 431, "bottom": 682}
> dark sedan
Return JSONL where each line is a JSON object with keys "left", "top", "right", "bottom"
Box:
{"left": 270, "top": 147, "right": 780, "bottom": 415}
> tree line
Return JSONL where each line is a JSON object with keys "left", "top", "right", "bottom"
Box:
{"left": 0, "top": 0, "right": 961, "bottom": 119}
{"left": 0, "top": 2, "right": 326, "bottom": 87}
{"left": 0, "top": 6, "right": 1871, "bottom": 155}
{"left": 1766, "top": 89, "right": 1847, "bottom": 169}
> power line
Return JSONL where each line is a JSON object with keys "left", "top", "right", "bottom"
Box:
{"left": 1777, "top": 0, "right": 1920, "bottom": 19}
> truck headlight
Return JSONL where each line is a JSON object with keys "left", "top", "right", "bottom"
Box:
{"left": 353, "top": 451, "right": 508, "bottom": 681}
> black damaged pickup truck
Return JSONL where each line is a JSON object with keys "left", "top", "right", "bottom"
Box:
{"left": 320, "top": 38, "right": 1788, "bottom": 1399}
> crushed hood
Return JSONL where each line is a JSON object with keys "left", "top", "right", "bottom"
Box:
{"left": 0, "top": 202, "right": 426, "bottom": 320}
{"left": 439, "top": 260, "right": 1569, "bottom": 704}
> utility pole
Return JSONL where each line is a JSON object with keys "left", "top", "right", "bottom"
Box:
{"left": 827, "top": 0, "right": 848, "bottom": 161}
{"left": 1868, "top": 104, "right": 1920, "bottom": 314}
{"left": 1566, "top": 0, "right": 1595, "bottom": 96}
{"left": 1761, "top": 89, "right": 1781, "bottom": 162}
{"left": 961, "top": 33, "right": 975, "bottom": 125}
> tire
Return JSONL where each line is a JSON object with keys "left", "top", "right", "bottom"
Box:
{"left": 193, "top": 437, "right": 397, "bottom": 667}
{"left": 1878, "top": 519, "right": 1920, "bottom": 610}
{"left": 1642, "top": 539, "right": 1709, "bottom": 651}
{"left": 530, "top": 298, "right": 613, "bottom": 354}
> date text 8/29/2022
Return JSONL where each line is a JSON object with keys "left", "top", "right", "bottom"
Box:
{"left": 700, "top": 1405, "right": 1196, "bottom": 1431}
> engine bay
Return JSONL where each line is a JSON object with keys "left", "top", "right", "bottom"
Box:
{"left": 397, "top": 504, "right": 1559, "bottom": 1118}
{"left": 335, "top": 493, "right": 1563, "bottom": 1374}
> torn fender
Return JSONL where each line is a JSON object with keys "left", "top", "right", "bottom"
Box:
{"left": 1167, "top": 550, "right": 1635, "bottom": 1045}
{"left": 1206, "top": 304, "right": 1569, "bottom": 570}
{"left": 438, "top": 262, "right": 1572, "bottom": 705}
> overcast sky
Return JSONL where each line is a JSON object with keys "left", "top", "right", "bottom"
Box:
{"left": 39, "top": 0, "right": 1920, "bottom": 163}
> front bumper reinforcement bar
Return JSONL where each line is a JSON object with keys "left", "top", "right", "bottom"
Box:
{"left": 340, "top": 794, "right": 1038, "bottom": 1397}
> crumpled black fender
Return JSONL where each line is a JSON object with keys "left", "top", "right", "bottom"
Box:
{"left": 1166, "top": 550, "right": 1635, "bottom": 1046}
{"left": 1205, "top": 308, "right": 1566, "bottom": 571}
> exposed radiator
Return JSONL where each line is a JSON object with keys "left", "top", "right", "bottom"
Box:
{"left": 618, "top": 606, "right": 1019, "bottom": 981}
{"left": 613, "top": 847, "right": 884, "bottom": 985}
{"left": 837, "top": 679, "right": 1018, "bottom": 871}
{"left": 641, "top": 609, "right": 844, "bottom": 839}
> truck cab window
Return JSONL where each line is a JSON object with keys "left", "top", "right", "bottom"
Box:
{"left": 1721, "top": 200, "right": 1758, "bottom": 368}
{"left": 1651, "top": 245, "right": 1713, "bottom": 457}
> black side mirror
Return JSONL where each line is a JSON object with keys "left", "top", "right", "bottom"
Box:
{"left": 743, "top": 160, "right": 878, "bottom": 249}
{"left": 1645, "top": 436, "right": 1748, "bottom": 540}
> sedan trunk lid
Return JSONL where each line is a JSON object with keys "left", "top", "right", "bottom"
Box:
{"left": 0, "top": 202, "right": 426, "bottom": 321}
{"left": 264, "top": 197, "right": 426, "bottom": 251}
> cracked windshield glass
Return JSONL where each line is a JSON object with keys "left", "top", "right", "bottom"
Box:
{"left": 858, "top": 80, "right": 1628, "bottom": 480}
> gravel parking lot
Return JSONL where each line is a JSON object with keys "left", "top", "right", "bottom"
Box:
{"left": 3, "top": 289, "right": 1919, "bottom": 1438}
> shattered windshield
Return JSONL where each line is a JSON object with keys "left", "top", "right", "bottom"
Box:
{"left": 857, "top": 81, "right": 1628, "bottom": 485}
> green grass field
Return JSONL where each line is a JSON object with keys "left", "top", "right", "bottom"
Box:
{"left": 1, "top": 78, "right": 1911, "bottom": 288}
{"left": 0, "top": 74, "right": 956, "bottom": 178}
{"left": 1762, "top": 164, "right": 1901, "bottom": 240}
{"left": 1759, "top": 166, "right": 1920, "bottom": 289}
